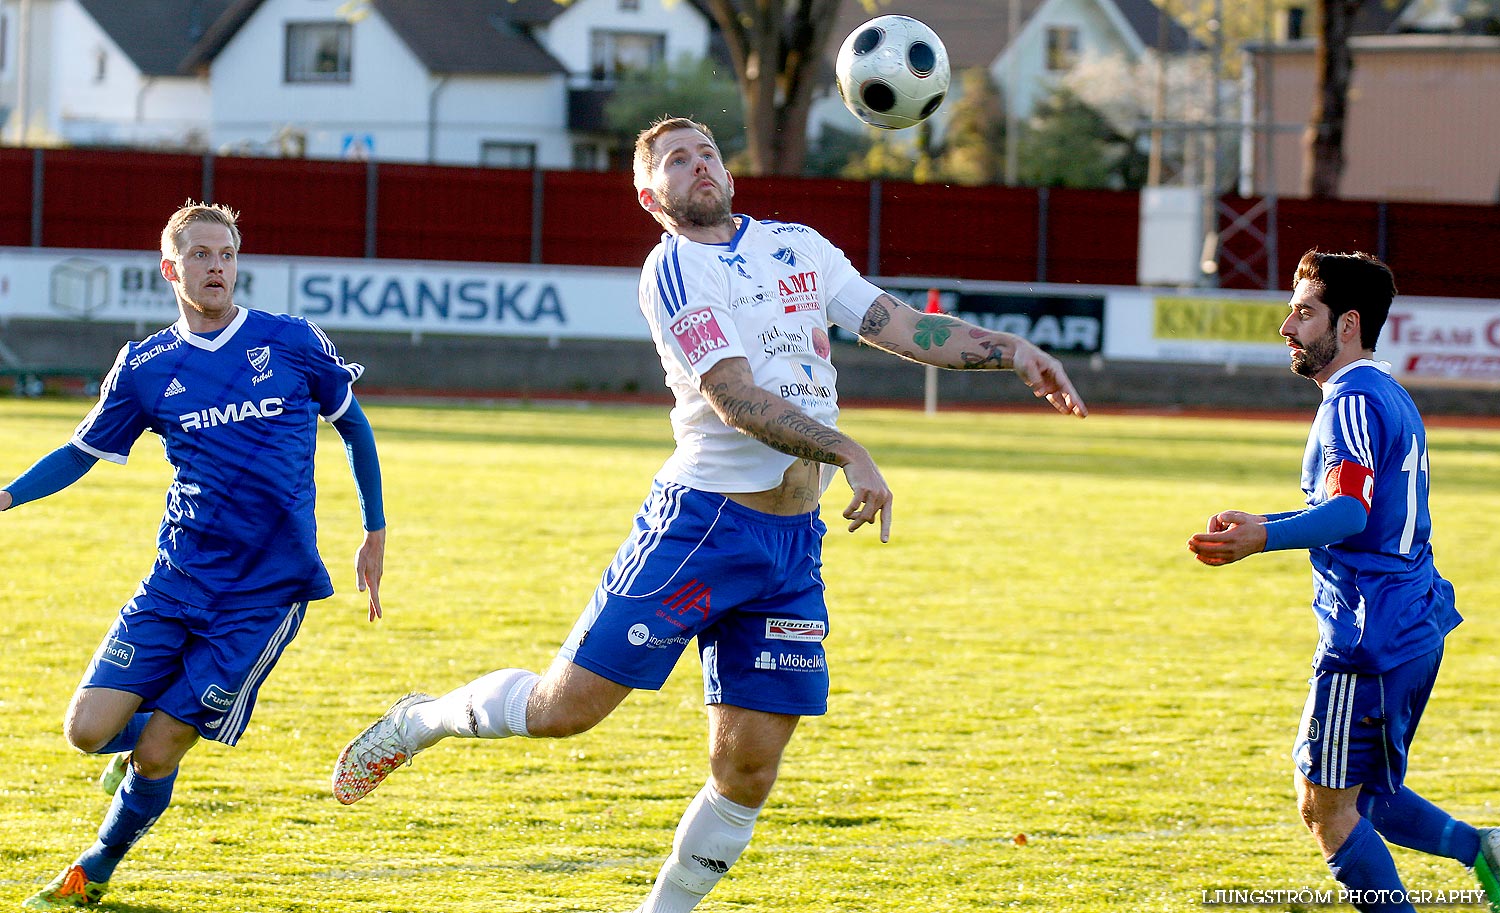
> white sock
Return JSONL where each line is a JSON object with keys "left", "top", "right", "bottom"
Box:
{"left": 403, "top": 669, "right": 538, "bottom": 751}
{"left": 638, "top": 783, "right": 761, "bottom": 913}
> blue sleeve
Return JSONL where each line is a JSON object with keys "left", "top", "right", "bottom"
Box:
{"left": 332, "top": 398, "right": 385, "bottom": 531}
{"left": 301, "top": 319, "right": 365, "bottom": 421}
{"left": 71, "top": 344, "right": 150, "bottom": 463}
{"left": 3, "top": 443, "right": 99, "bottom": 509}
{"left": 1263, "top": 496, "right": 1368, "bottom": 552}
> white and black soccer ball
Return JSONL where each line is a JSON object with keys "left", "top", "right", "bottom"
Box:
{"left": 835, "top": 15, "right": 951, "bottom": 130}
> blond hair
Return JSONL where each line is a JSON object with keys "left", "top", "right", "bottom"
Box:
{"left": 160, "top": 200, "right": 241, "bottom": 259}
{"left": 633, "top": 116, "right": 718, "bottom": 191}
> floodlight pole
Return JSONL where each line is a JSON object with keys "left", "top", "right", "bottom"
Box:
{"left": 13, "top": 0, "right": 32, "bottom": 144}
{"left": 1199, "top": 0, "right": 1225, "bottom": 285}
{"left": 1004, "top": 0, "right": 1021, "bottom": 185}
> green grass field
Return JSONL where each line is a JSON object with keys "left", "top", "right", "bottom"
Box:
{"left": 2, "top": 398, "right": 1498, "bottom": 912}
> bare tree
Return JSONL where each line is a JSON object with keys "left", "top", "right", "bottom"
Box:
{"left": 704, "top": 0, "right": 879, "bottom": 175}
{"left": 1304, "top": 0, "right": 1360, "bottom": 198}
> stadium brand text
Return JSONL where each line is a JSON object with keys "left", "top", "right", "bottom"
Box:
{"left": 129, "top": 339, "right": 182, "bottom": 369}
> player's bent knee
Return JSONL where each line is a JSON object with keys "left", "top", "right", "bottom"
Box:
{"left": 62, "top": 723, "right": 112, "bottom": 754}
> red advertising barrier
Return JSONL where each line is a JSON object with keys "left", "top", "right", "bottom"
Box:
{"left": 2, "top": 146, "right": 1497, "bottom": 299}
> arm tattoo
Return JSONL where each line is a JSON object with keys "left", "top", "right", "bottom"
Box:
{"left": 858, "top": 296, "right": 895, "bottom": 337}
{"left": 769, "top": 410, "right": 846, "bottom": 463}
{"left": 702, "top": 381, "right": 773, "bottom": 425}
{"left": 912, "top": 315, "right": 953, "bottom": 350}
{"left": 703, "top": 378, "right": 846, "bottom": 464}
{"left": 958, "top": 336, "right": 1007, "bottom": 369}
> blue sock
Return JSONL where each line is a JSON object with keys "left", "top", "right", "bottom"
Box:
{"left": 95, "top": 713, "right": 150, "bottom": 755}
{"left": 1359, "top": 788, "right": 1482, "bottom": 865}
{"left": 74, "top": 766, "right": 176, "bottom": 884}
{"left": 1328, "top": 816, "right": 1415, "bottom": 912}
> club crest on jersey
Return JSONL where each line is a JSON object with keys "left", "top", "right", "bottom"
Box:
{"left": 179, "top": 398, "right": 286, "bottom": 432}
{"left": 247, "top": 346, "right": 271, "bottom": 372}
{"left": 772, "top": 247, "right": 797, "bottom": 267}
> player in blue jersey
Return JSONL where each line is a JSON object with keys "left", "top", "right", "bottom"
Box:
{"left": 331, "top": 116, "right": 1086, "bottom": 913}
{"left": 1189, "top": 250, "right": 1497, "bottom": 912}
{"left": 1, "top": 201, "right": 387, "bottom": 910}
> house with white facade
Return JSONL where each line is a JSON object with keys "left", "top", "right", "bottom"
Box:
{"left": 192, "top": 0, "right": 713, "bottom": 167}
{"left": 0, "top": 0, "right": 229, "bottom": 147}
{"left": 1, "top": 0, "right": 714, "bottom": 167}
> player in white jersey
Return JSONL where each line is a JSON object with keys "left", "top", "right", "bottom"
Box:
{"left": 331, "top": 116, "right": 1086, "bottom": 913}
{"left": 3, "top": 201, "right": 386, "bottom": 909}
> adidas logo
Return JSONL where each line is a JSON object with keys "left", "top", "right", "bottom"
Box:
{"left": 164, "top": 378, "right": 186, "bottom": 397}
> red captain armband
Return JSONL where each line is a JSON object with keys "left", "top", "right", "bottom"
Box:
{"left": 1325, "top": 460, "right": 1375, "bottom": 512}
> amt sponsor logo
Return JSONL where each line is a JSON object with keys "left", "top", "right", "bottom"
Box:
{"left": 299, "top": 274, "right": 567, "bottom": 325}
{"left": 180, "top": 398, "right": 285, "bottom": 432}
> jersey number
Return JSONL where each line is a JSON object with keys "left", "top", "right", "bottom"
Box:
{"left": 1398, "top": 434, "right": 1428, "bottom": 556}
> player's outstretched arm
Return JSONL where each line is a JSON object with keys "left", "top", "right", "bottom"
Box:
{"left": 856, "top": 293, "right": 1087, "bottom": 417}
{"left": 699, "top": 356, "right": 893, "bottom": 542}
{"left": 1187, "top": 510, "right": 1269, "bottom": 566}
{"left": 2, "top": 443, "right": 99, "bottom": 512}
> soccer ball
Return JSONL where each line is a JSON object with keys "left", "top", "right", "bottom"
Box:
{"left": 835, "top": 15, "right": 951, "bottom": 130}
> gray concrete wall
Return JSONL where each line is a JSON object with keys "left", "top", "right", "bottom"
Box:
{"left": 3, "top": 318, "right": 1496, "bottom": 417}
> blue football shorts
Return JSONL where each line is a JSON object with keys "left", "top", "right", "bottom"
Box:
{"left": 559, "top": 480, "right": 831, "bottom": 716}
{"left": 1293, "top": 645, "right": 1443, "bottom": 795}
{"left": 79, "top": 585, "right": 306, "bottom": 746}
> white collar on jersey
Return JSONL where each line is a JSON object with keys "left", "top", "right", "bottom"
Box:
{"left": 1323, "top": 358, "right": 1393, "bottom": 394}
{"left": 175, "top": 305, "right": 249, "bottom": 352}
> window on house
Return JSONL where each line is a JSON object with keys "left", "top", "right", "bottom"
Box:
{"left": 619, "top": 0, "right": 641, "bottom": 10}
{"left": 94, "top": 48, "right": 108, "bottom": 83}
{"left": 1045, "top": 26, "right": 1080, "bottom": 72}
{"left": 285, "top": 22, "right": 352, "bottom": 83}
{"left": 572, "top": 143, "right": 602, "bottom": 171}
{"left": 481, "top": 141, "right": 537, "bottom": 169}
{"left": 590, "top": 30, "right": 665, "bottom": 82}
{"left": 0, "top": 13, "right": 8, "bottom": 75}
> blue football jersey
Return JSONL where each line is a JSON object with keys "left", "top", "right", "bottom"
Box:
{"left": 1300, "top": 360, "right": 1460, "bottom": 672}
{"left": 70, "top": 307, "right": 363, "bottom": 609}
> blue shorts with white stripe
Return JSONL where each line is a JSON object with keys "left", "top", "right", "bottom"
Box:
{"left": 1293, "top": 645, "right": 1443, "bottom": 794}
{"left": 80, "top": 585, "right": 305, "bottom": 746}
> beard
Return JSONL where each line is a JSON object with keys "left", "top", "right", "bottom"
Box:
{"left": 1289, "top": 323, "right": 1338, "bottom": 378}
{"left": 661, "top": 179, "right": 733, "bottom": 229}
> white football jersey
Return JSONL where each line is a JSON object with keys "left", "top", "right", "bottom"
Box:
{"left": 639, "top": 216, "right": 883, "bottom": 493}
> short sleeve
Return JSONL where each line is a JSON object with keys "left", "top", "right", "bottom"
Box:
{"left": 300, "top": 319, "right": 364, "bottom": 421}
{"left": 1320, "top": 393, "right": 1379, "bottom": 476}
{"left": 69, "top": 345, "right": 149, "bottom": 464}
{"left": 815, "top": 232, "right": 881, "bottom": 331}
{"left": 642, "top": 241, "right": 747, "bottom": 381}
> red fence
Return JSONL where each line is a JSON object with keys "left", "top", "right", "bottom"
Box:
{"left": 3, "top": 146, "right": 1498, "bottom": 298}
